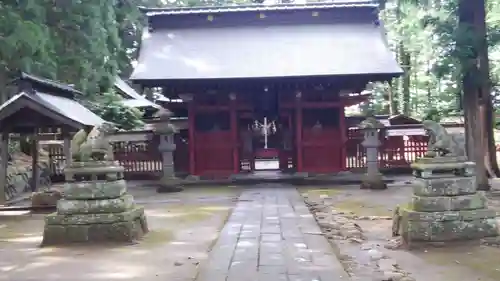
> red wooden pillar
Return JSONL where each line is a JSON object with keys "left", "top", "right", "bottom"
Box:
{"left": 229, "top": 93, "right": 239, "bottom": 174}
{"left": 295, "top": 91, "right": 303, "bottom": 172}
{"left": 339, "top": 105, "right": 347, "bottom": 171}
{"left": 183, "top": 94, "right": 196, "bottom": 175}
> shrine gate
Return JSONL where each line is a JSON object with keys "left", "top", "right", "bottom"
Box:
{"left": 130, "top": 2, "right": 402, "bottom": 177}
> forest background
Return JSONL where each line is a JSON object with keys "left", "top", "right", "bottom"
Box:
{"left": 1, "top": 0, "right": 499, "bottom": 186}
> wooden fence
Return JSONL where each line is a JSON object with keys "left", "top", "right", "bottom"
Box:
{"left": 45, "top": 124, "right": 462, "bottom": 180}
{"left": 345, "top": 127, "right": 429, "bottom": 170}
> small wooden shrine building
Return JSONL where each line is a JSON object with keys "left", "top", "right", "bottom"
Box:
{"left": 0, "top": 73, "right": 105, "bottom": 204}
{"left": 131, "top": 2, "right": 402, "bottom": 177}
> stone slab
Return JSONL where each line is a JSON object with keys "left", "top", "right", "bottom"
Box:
{"left": 413, "top": 177, "right": 476, "bottom": 197}
{"left": 64, "top": 165, "right": 125, "bottom": 174}
{"left": 57, "top": 194, "right": 135, "bottom": 214}
{"left": 196, "top": 186, "right": 349, "bottom": 281}
{"left": 401, "top": 216, "right": 498, "bottom": 242}
{"left": 411, "top": 193, "right": 487, "bottom": 212}
{"left": 45, "top": 206, "right": 145, "bottom": 225}
{"left": 412, "top": 158, "right": 471, "bottom": 167}
{"left": 400, "top": 208, "right": 497, "bottom": 222}
{"left": 65, "top": 161, "right": 122, "bottom": 169}
{"left": 63, "top": 180, "right": 127, "bottom": 200}
{"left": 411, "top": 160, "right": 475, "bottom": 178}
{"left": 68, "top": 160, "right": 120, "bottom": 168}
{"left": 42, "top": 214, "right": 148, "bottom": 245}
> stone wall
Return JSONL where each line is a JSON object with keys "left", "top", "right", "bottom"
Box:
{"left": 5, "top": 152, "right": 51, "bottom": 202}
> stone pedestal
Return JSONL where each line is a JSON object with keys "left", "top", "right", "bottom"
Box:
{"left": 41, "top": 161, "right": 148, "bottom": 245}
{"left": 397, "top": 158, "right": 498, "bottom": 245}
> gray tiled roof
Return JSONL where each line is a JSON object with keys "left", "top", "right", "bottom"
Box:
{"left": 0, "top": 92, "right": 104, "bottom": 129}
{"left": 35, "top": 92, "right": 105, "bottom": 126}
{"left": 131, "top": 23, "right": 402, "bottom": 81}
{"left": 0, "top": 73, "right": 105, "bottom": 130}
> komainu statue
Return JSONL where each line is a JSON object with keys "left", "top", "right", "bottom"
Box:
{"left": 71, "top": 122, "right": 117, "bottom": 162}
{"left": 422, "top": 120, "right": 466, "bottom": 158}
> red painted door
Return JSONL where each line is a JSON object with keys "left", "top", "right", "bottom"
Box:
{"left": 193, "top": 111, "right": 234, "bottom": 177}
{"left": 300, "top": 108, "right": 343, "bottom": 173}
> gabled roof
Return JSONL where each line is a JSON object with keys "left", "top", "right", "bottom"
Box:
{"left": 0, "top": 73, "right": 104, "bottom": 132}
{"left": 131, "top": 2, "right": 402, "bottom": 83}
{"left": 131, "top": 24, "right": 402, "bottom": 81}
{"left": 114, "top": 77, "right": 161, "bottom": 109}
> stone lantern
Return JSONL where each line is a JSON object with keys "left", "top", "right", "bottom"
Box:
{"left": 152, "top": 107, "right": 182, "bottom": 192}
{"left": 359, "top": 116, "right": 387, "bottom": 190}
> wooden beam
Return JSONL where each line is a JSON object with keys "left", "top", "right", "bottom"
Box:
{"left": 30, "top": 131, "right": 39, "bottom": 192}
{"left": 62, "top": 127, "right": 73, "bottom": 182}
{"left": 0, "top": 133, "right": 8, "bottom": 205}
{"left": 339, "top": 107, "right": 347, "bottom": 171}
{"left": 295, "top": 92, "right": 303, "bottom": 172}
{"left": 187, "top": 100, "right": 196, "bottom": 175}
{"left": 229, "top": 93, "right": 239, "bottom": 174}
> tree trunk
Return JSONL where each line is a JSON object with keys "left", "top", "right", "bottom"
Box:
{"left": 399, "top": 47, "right": 411, "bottom": 115}
{"left": 458, "top": 0, "right": 489, "bottom": 190}
{"left": 474, "top": 0, "right": 500, "bottom": 178}
{"left": 400, "top": 47, "right": 411, "bottom": 115}
{"left": 426, "top": 60, "right": 432, "bottom": 108}
{"left": 483, "top": 98, "right": 500, "bottom": 177}
{"left": 388, "top": 81, "right": 398, "bottom": 115}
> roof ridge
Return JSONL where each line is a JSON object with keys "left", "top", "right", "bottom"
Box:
{"left": 19, "top": 72, "right": 83, "bottom": 96}
{"left": 140, "top": 1, "right": 378, "bottom": 16}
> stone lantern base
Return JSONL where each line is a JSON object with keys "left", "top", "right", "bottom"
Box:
{"left": 360, "top": 173, "right": 387, "bottom": 190}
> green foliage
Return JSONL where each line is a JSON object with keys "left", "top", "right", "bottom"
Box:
{"left": 376, "top": 0, "right": 500, "bottom": 119}
{"left": 422, "top": 108, "right": 442, "bottom": 122}
{"left": 7, "top": 0, "right": 497, "bottom": 125}
{"left": 0, "top": 0, "right": 167, "bottom": 99}
{"left": 82, "top": 92, "right": 145, "bottom": 131}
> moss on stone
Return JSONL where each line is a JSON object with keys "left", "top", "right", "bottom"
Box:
{"left": 400, "top": 202, "right": 414, "bottom": 211}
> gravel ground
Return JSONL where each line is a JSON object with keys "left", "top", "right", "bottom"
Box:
{"left": 0, "top": 185, "right": 240, "bottom": 281}
{"left": 300, "top": 183, "right": 500, "bottom": 281}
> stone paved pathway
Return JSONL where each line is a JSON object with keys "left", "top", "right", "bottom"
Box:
{"left": 196, "top": 185, "right": 350, "bottom": 281}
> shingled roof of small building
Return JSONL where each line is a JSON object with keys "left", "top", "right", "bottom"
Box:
{"left": 18, "top": 72, "right": 83, "bottom": 98}
{"left": 0, "top": 73, "right": 104, "bottom": 132}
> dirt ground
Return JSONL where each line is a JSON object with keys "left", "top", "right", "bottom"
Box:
{"left": 0, "top": 184, "right": 240, "bottom": 281}
{"left": 301, "top": 182, "right": 500, "bottom": 281}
